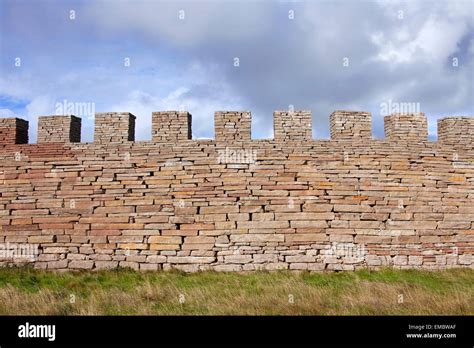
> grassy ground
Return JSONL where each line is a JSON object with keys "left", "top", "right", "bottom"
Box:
{"left": 0, "top": 267, "right": 472, "bottom": 315}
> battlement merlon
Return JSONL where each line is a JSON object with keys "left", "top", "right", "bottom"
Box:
{"left": 384, "top": 113, "right": 428, "bottom": 141}
{"left": 152, "top": 111, "right": 192, "bottom": 142}
{"left": 38, "top": 115, "right": 82, "bottom": 143}
{"left": 438, "top": 116, "right": 474, "bottom": 144}
{"left": 214, "top": 111, "right": 251, "bottom": 143}
{"left": 0, "top": 117, "right": 29, "bottom": 145}
{"left": 94, "top": 112, "right": 136, "bottom": 144}
{"left": 274, "top": 110, "right": 312, "bottom": 141}
{"left": 330, "top": 111, "right": 372, "bottom": 140}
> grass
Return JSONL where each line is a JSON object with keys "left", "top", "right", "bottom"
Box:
{"left": 0, "top": 267, "right": 472, "bottom": 315}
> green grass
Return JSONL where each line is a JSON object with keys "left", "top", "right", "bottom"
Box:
{"left": 0, "top": 267, "right": 472, "bottom": 315}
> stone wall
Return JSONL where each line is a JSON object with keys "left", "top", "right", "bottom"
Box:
{"left": 0, "top": 111, "right": 473, "bottom": 272}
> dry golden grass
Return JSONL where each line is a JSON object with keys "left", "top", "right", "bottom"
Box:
{"left": 0, "top": 267, "right": 472, "bottom": 315}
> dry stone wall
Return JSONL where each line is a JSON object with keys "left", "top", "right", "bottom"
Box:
{"left": 0, "top": 110, "right": 473, "bottom": 272}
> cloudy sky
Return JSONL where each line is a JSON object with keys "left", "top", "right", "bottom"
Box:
{"left": 0, "top": 0, "right": 473, "bottom": 142}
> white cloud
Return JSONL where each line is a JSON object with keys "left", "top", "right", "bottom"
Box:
{"left": 371, "top": 1, "right": 471, "bottom": 65}
{"left": 24, "top": 95, "right": 55, "bottom": 142}
{"left": 373, "top": 16, "right": 468, "bottom": 64}
{"left": 0, "top": 54, "right": 243, "bottom": 142}
{"left": 0, "top": 108, "right": 18, "bottom": 116}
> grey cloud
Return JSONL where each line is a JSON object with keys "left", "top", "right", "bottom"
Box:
{"left": 1, "top": 0, "right": 472, "bottom": 142}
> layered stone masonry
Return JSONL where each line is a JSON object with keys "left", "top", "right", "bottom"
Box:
{"left": 94, "top": 112, "right": 135, "bottom": 143}
{"left": 38, "top": 115, "right": 81, "bottom": 143}
{"left": 0, "top": 118, "right": 28, "bottom": 145}
{"left": 215, "top": 111, "right": 251, "bottom": 143}
{"left": 330, "top": 111, "right": 372, "bottom": 140}
{"left": 152, "top": 111, "right": 191, "bottom": 142}
{"left": 384, "top": 113, "right": 428, "bottom": 141}
{"left": 274, "top": 111, "right": 312, "bottom": 141}
{"left": 438, "top": 117, "right": 474, "bottom": 145}
{"left": 0, "top": 110, "right": 473, "bottom": 272}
